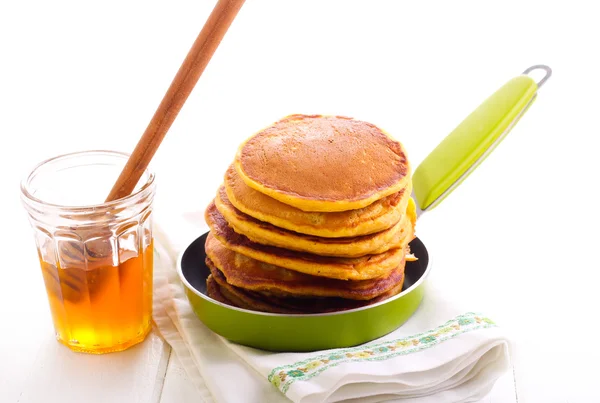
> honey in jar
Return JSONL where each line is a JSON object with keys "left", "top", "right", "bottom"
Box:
{"left": 21, "top": 151, "right": 156, "bottom": 354}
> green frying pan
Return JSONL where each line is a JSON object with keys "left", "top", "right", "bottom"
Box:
{"left": 177, "top": 65, "right": 552, "bottom": 352}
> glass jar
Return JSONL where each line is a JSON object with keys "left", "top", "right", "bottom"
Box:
{"left": 20, "top": 150, "right": 156, "bottom": 354}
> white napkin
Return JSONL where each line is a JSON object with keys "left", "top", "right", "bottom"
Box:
{"left": 152, "top": 212, "right": 512, "bottom": 403}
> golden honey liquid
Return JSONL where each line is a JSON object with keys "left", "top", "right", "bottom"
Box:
{"left": 38, "top": 241, "right": 153, "bottom": 354}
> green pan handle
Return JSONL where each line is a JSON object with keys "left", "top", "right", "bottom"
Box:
{"left": 412, "top": 65, "right": 552, "bottom": 214}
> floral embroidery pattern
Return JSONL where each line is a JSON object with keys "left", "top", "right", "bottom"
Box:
{"left": 267, "top": 312, "right": 496, "bottom": 394}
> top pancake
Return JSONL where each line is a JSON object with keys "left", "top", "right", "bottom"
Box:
{"left": 235, "top": 114, "right": 411, "bottom": 212}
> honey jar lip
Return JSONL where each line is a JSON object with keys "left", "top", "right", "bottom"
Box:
{"left": 20, "top": 149, "right": 156, "bottom": 212}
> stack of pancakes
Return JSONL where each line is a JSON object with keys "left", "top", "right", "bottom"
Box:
{"left": 204, "top": 114, "right": 416, "bottom": 314}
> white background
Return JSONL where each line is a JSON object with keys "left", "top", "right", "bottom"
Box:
{"left": 1, "top": 1, "right": 598, "bottom": 402}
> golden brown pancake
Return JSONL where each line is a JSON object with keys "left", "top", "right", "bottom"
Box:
{"left": 215, "top": 186, "right": 414, "bottom": 257}
{"left": 205, "top": 232, "right": 406, "bottom": 300}
{"left": 208, "top": 273, "right": 305, "bottom": 314}
{"left": 235, "top": 114, "right": 411, "bottom": 212}
{"left": 207, "top": 271, "right": 301, "bottom": 314}
{"left": 406, "top": 196, "right": 417, "bottom": 230}
{"left": 224, "top": 165, "right": 410, "bottom": 237}
{"left": 207, "top": 275, "right": 240, "bottom": 307}
{"left": 205, "top": 201, "right": 408, "bottom": 280}
{"left": 207, "top": 259, "right": 405, "bottom": 314}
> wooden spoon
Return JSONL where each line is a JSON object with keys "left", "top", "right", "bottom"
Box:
{"left": 106, "top": 0, "right": 246, "bottom": 202}
{"left": 53, "top": 0, "right": 246, "bottom": 296}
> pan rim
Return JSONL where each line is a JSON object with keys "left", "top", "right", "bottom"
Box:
{"left": 176, "top": 231, "right": 432, "bottom": 318}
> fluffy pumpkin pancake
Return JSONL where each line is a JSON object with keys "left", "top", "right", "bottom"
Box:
{"left": 208, "top": 274, "right": 303, "bottom": 314}
{"left": 207, "top": 274, "right": 241, "bottom": 308}
{"left": 205, "top": 201, "right": 407, "bottom": 280}
{"left": 207, "top": 272, "right": 301, "bottom": 314}
{"left": 207, "top": 259, "right": 405, "bottom": 314}
{"left": 235, "top": 114, "right": 411, "bottom": 212}
{"left": 215, "top": 186, "right": 414, "bottom": 257}
{"left": 206, "top": 275, "right": 225, "bottom": 302}
{"left": 224, "top": 165, "right": 410, "bottom": 238}
{"left": 205, "top": 232, "right": 406, "bottom": 300}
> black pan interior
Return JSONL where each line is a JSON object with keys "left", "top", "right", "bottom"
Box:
{"left": 181, "top": 232, "right": 429, "bottom": 296}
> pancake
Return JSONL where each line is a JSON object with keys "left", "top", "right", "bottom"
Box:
{"left": 207, "top": 259, "right": 405, "bottom": 314}
{"left": 235, "top": 114, "right": 411, "bottom": 212}
{"left": 208, "top": 273, "right": 302, "bottom": 314}
{"left": 207, "top": 272, "right": 301, "bottom": 314}
{"left": 205, "top": 201, "right": 407, "bottom": 280}
{"left": 205, "top": 232, "right": 406, "bottom": 300}
{"left": 206, "top": 274, "right": 241, "bottom": 308}
{"left": 224, "top": 165, "right": 411, "bottom": 237}
{"left": 215, "top": 186, "right": 414, "bottom": 257}
{"left": 406, "top": 194, "right": 417, "bottom": 229}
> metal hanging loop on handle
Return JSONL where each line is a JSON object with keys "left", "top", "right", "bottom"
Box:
{"left": 523, "top": 64, "right": 552, "bottom": 89}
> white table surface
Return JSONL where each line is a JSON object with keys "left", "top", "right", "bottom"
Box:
{"left": 1, "top": 1, "right": 598, "bottom": 402}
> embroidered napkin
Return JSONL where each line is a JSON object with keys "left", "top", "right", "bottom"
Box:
{"left": 152, "top": 212, "right": 512, "bottom": 403}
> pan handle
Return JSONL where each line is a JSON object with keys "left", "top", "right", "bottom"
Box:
{"left": 412, "top": 65, "right": 551, "bottom": 215}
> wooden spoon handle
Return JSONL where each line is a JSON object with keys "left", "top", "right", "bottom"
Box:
{"left": 106, "top": 0, "right": 246, "bottom": 202}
